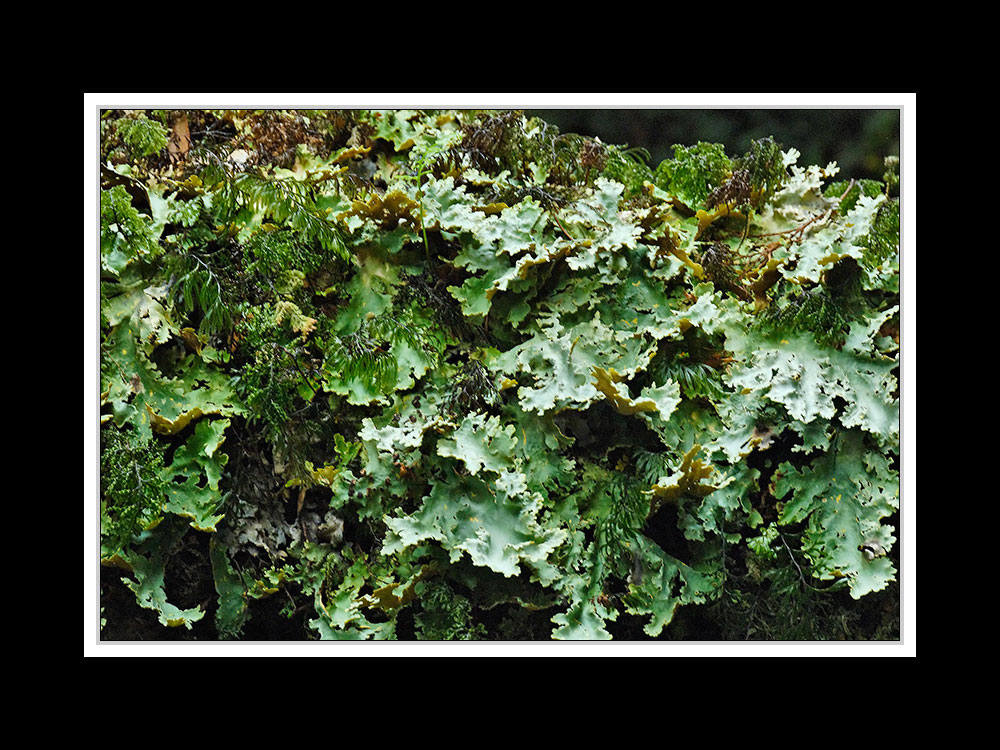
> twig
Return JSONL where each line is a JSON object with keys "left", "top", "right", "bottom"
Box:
{"left": 284, "top": 345, "right": 320, "bottom": 397}
{"left": 779, "top": 532, "right": 828, "bottom": 593}
{"left": 552, "top": 212, "right": 574, "bottom": 240}
{"left": 749, "top": 179, "right": 856, "bottom": 243}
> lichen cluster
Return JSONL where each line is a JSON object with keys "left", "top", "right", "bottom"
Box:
{"left": 99, "top": 109, "right": 900, "bottom": 640}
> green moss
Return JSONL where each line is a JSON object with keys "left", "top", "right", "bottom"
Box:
{"left": 654, "top": 141, "right": 733, "bottom": 209}
{"left": 100, "top": 427, "right": 166, "bottom": 554}
{"left": 114, "top": 112, "right": 170, "bottom": 158}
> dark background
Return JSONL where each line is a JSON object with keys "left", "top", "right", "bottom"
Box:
{"left": 525, "top": 109, "right": 900, "bottom": 183}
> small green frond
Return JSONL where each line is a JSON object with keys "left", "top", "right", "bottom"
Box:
{"left": 654, "top": 141, "right": 733, "bottom": 210}
{"left": 100, "top": 427, "right": 167, "bottom": 554}
{"left": 113, "top": 112, "right": 170, "bottom": 158}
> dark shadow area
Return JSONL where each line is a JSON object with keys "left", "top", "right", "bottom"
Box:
{"left": 525, "top": 108, "right": 900, "bottom": 182}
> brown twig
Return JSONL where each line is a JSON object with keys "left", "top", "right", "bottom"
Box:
{"left": 552, "top": 212, "right": 574, "bottom": 240}
{"left": 749, "top": 179, "right": 856, "bottom": 243}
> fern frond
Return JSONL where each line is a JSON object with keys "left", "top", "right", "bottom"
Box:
{"left": 233, "top": 172, "right": 346, "bottom": 259}
{"left": 633, "top": 450, "right": 673, "bottom": 487}
{"left": 594, "top": 472, "right": 649, "bottom": 582}
{"left": 325, "top": 309, "right": 440, "bottom": 394}
{"left": 326, "top": 318, "right": 398, "bottom": 393}
{"left": 333, "top": 335, "right": 398, "bottom": 392}
{"left": 757, "top": 258, "right": 866, "bottom": 349}
{"left": 171, "top": 255, "right": 232, "bottom": 336}
{"left": 273, "top": 300, "right": 318, "bottom": 341}
{"left": 441, "top": 359, "right": 500, "bottom": 416}
{"left": 648, "top": 356, "right": 724, "bottom": 402}
{"left": 189, "top": 145, "right": 347, "bottom": 261}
